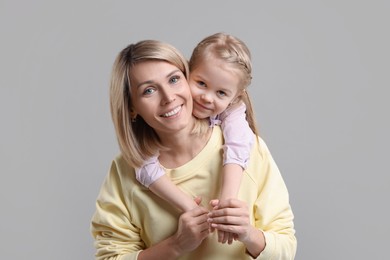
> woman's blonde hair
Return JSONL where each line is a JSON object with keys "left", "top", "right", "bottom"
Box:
{"left": 189, "top": 33, "right": 260, "bottom": 136}
{"left": 110, "top": 40, "right": 205, "bottom": 168}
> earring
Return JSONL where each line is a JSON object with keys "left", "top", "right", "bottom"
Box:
{"left": 131, "top": 115, "right": 137, "bottom": 123}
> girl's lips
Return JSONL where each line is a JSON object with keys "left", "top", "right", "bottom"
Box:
{"left": 194, "top": 101, "right": 212, "bottom": 111}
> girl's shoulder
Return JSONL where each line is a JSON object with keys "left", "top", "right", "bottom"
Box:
{"left": 219, "top": 101, "right": 247, "bottom": 123}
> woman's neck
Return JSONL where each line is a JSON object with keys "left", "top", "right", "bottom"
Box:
{"left": 158, "top": 120, "right": 212, "bottom": 169}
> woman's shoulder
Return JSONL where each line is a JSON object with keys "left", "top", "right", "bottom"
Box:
{"left": 106, "top": 154, "right": 139, "bottom": 187}
{"left": 251, "top": 136, "right": 275, "bottom": 162}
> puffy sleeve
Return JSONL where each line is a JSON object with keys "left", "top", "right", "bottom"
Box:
{"left": 220, "top": 102, "right": 255, "bottom": 169}
{"left": 253, "top": 138, "right": 297, "bottom": 260}
{"left": 91, "top": 160, "right": 144, "bottom": 260}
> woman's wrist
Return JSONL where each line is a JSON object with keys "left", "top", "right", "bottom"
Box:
{"left": 242, "top": 227, "right": 266, "bottom": 258}
{"left": 138, "top": 235, "right": 182, "bottom": 260}
{"left": 166, "top": 235, "right": 183, "bottom": 259}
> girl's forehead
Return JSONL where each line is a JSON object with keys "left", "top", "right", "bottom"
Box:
{"left": 195, "top": 56, "right": 243, "bottom": 79}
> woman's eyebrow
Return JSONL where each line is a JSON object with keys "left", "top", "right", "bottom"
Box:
{"left": 137, "top": 80, "right": 153, "bottom": 88}
{"left": 166, "top": 69, "right": 181, "bottom": 79}
{"left": 137, "top": 69, "right": 181, "bottom": 88}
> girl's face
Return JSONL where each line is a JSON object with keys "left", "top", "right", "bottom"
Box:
{"left": 130, "top": 60, "right": 193, "bottom": 135}
{"left": 189, "top": 56, "right": 242, "bottom": 119}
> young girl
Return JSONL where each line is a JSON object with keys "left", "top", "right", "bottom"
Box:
{"left": 135, "top": 32, "right": 259, "bottom": 243}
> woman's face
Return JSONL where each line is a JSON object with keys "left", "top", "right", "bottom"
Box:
{"left": 130, "top": 60, "right": 193, "bottom": 135}
{"left": 189, "top": 56, "right": 241, "bottom": 119}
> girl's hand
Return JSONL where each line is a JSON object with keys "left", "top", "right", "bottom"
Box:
{"left": 208, "top": 199, "right": 253, "bottom": 243}
{"left": 209, "top": 199, "right": 237, "bottom": 244}
{"left": 208, "top": 198, "right": 266, "bottom": 257}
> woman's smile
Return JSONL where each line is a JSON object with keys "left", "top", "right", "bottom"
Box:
{"left": 161, "top": 105, "right": 182, "bottom": 118}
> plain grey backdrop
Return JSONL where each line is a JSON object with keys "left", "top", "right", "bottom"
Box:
{"left": 1, "top": 0, "right": 389, "bottom": 259}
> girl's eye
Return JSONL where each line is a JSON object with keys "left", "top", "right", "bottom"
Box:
{"left": 197, "top": 81, "right": 206, "bottom": 87}
{"left": 217, "top": 90, "right": 227, "bottom": 97}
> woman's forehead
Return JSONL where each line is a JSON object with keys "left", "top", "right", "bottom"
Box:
{"left": 130, "top": 61, "right": 180, "bottom": 86}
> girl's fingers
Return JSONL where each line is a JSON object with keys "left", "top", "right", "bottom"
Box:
{"left": 216, "top": 198, "right": 246, "bottom": 209}
{"left": 227, "top": 232, "right": 234, "bottom": 244}
{"left": 209, "top": 215, "right": 247, "bottom": 225}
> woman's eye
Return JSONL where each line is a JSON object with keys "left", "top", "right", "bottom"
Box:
{"left": 143, "top": 88, "right": 155, "bottom": 95}
{"left": 169, "top": 75, "right": 180, "bottom": 84}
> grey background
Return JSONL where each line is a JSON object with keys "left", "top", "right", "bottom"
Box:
{"left": 1, "top": 0, "right": 388, "bottom": 259}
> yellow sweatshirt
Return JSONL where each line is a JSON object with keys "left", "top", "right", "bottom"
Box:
{"left": 91, "top": 126, "right": 297, "bottom": 259}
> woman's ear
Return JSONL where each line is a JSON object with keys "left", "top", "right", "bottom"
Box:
{"left": 130, "top": 108, "right": 138, "bottom": 122}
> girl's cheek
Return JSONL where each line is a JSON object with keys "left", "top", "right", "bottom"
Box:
{"left": 190, "top": 89, "right": 199, "bottom": 98}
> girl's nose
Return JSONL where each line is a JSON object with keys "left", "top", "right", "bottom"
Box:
{"left": 201, "top": 93, "right": 212, "bottom": 103}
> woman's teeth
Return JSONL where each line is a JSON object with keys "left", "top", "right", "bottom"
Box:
{"left": 162, "top": 106, "right": 181, "bottom": 117}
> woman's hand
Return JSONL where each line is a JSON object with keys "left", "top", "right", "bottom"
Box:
{"left": 172, "top": 201, "right": 210, "bottom": 254}
{"left": 208, "top": 199, "right": 265, "bottom": 257}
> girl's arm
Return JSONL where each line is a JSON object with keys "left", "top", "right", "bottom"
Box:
{"left": 149, "top": 175, "right": 198, "bottom": 212}
{"left": 136, "top": 155, "right": 198, "bottom": 212}
{"left": 219, "top": 164, "right": 243, "bottom": 200}
{"left": 219, "top": 102, "right": 255, "bottom": 201}
{"left": 215, "top": 102, "right": 255, "bottom": 243}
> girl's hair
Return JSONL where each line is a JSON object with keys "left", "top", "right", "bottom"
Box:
{"left": 189, "top": 32, "right": 260, "bottom": 136}
{"left": 110, "top": 40, "right": 206, "bottom": 168}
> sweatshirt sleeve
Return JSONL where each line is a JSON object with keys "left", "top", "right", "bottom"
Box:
{"left": 253, "top": 138, "right": 297, "bottom": 260}
{"left": 220, "top": 102, "right": 255, "bottom": 169}
{"left": 90, "top": 160, "right": 144, "bottom": 260}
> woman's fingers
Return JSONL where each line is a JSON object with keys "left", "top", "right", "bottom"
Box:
{"left": 175, "top": 206, "right": 211, "bottom": 253}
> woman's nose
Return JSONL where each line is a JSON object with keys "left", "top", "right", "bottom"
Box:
{"left": 162, "top": 97, "right": 175, "bottom": 105}
{"left": 161, "top": 90, "right": 176, "bottom": 105}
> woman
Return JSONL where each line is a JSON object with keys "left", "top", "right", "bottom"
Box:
{"left": 91, "top": 39, "right": 297, "bottom": 259}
